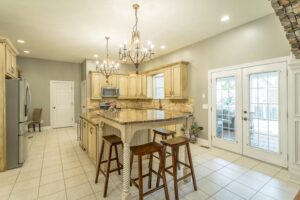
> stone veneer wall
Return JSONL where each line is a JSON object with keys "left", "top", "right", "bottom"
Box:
{"left": 271, "top": 0, "right": 300, "bottom": 58}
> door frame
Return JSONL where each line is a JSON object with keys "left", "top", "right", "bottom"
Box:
{"left": 50, "top": 80, "right": 75, "bottom": 128}
{"left": 208, "top": 56, "right": 289, "bottom": 164}
{"left": 81, "top": 80, "right": 87, "bottom": 114}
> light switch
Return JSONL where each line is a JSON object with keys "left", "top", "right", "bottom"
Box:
{"left": 202, "top": 104, "right": 208, "bottom": 109}
{"left": 202, "top": 93, "right": 206, "bottom": 99}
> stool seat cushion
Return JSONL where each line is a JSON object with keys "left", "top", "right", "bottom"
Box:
{"left": 130, "top": 142, "right": 163, "bottom": 156}
{"left": 153, "top": 128, "right": 176, "bottom": 136}
{"left": 103, "top": 135, "right": 122, "bottom": 145}
{"left": 161, "top": 136, "right": 189, "bottom": 147}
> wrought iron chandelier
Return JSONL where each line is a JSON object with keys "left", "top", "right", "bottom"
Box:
{"left": 119, "top": 4, "right": 154, "bottom": 74}
{"left": 96, "top": 37, "right": 120, "bottom": 84}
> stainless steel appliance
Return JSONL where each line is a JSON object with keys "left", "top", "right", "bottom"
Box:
{"left": 101, "top": 87, "right": 119, "bottom": 97}
{"left": 6, "top": 79, "right": 31, "bottom": 169}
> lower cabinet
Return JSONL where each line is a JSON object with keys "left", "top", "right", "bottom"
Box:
{"left": 82, "top": 120, "right": 88, "bottom": 150}
{"left": 87, "top": 123, "right": 97, "bottom": 164}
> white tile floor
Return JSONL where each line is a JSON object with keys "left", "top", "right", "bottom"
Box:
{"left": 0, "top": 127, "right": 299, "bottom": 200}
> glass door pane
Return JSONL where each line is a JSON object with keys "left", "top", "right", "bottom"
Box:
{"left": 248, "top": 72, "right": 279, "bottom": 153}
{"left": 216, "top": 76, "right": 236, "bottom": 141}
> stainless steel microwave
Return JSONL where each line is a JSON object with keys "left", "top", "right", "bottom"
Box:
{"left": 101, "top": 87, "right": 119, "bottom": 97}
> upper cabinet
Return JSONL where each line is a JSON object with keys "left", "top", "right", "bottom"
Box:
{"left": 90, "top": 72, "right": 102, "bottom": 100}
{"left": 164, "top": 62, "right": 188, "bottom": 99}
{"left": 127, "top": 75, "right": 137, "bottom": 98}
{"left": 137, "top": 74, "right": 147, "bottom": 98}
{"left": 0, "top": 38, "right": 19, "bottom": 79}
{"left": 118, "top": 75, "right": 128, "bottom": 98}
{"left": 89, "top": 61, "right": 188, "bottom": 100}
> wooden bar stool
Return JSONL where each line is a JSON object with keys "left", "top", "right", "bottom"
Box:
{"left": 95, "top": 135, "right": 123, "bottom": 198}
{"left": 150, "top": 128, "right": 180, "bottom": 169}
{"left": 158, "top": 136, "right": 197, "bottom": 200}
{"left": 130, "top": 142, "right": 169, "bottom": 200}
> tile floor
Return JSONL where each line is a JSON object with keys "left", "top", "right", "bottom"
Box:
{"left": 0, "top": 127, "right": 299, "bottom": 200}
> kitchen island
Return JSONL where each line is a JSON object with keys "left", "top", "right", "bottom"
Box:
{"left": 80, "top": 108, "right": 193, "bottom": 200}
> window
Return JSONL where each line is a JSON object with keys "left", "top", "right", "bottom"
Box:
{"left": 153, "top": 73, "right": 164, "bottom": 99}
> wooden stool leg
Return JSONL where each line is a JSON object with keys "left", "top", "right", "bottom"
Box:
{"left": 148, "top": 153, "right": 153, "bottom": 189}
{"left": 138, "top": 155, "right": 143, "bottom": 200}
{"left": 176, "top": 148, "right": 181, "bottom": 170}
{"left": 39, "top": 123, "right": 41, "bottom": 132}
{"left": 114, "top": 145, "right": 121, "bottom": 175}
{"left": 172, "top": 147, "right": 179, "bottom": 200}
{"left": 33, "top": 124, "right": 35, "bottom": 132}
{"left": 130, "top": 152, "right": 133, "bottom": 186}
{"left": 103, "top": 145, "right": 113, "bottom": 198}
{"left": 95, "top": 141, "right": 105, "bottom": 183}
{"left": 186, "top": 143, "right": 197, "bottom": 191}
{"left": 158, "top": 149, "right": 170, "bottom": 200}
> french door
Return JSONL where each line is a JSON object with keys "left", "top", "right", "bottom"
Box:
{"left": 211, "top": 62, "right": 288, "bottom": 167}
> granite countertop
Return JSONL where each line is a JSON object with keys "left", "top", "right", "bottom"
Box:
{"left": 80, "top": 108, "right": 192, "bottom": 125}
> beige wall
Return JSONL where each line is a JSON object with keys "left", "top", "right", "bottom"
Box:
{"left": 17, "top": 57, "right": 81, "bottom": 127}
{"left": 140, "top": 14, "right": 290, "bottom": 139}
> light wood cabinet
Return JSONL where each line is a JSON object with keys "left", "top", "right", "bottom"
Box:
{"left": 141, "top": 74, "right": 147, "bottom": 97}
{"left": 5, "top": 44, "right": 17, "bottom": 78}
{"left": 87, "top": 123, "right": 97, "bottom": 164}
{"left": 128, "top": 75, "right": 137, "bottom": 98}
{"left": 90, "top": 72, "right": 102, "bottom": 100}
{"left": 164, "top": 63, "right": 188, "bottom": 99}
{"left": 118, "top": 75, "right": 128, "bottom": 98}
{"left": 137, "top": 74, "right": 147, "bottom": 98}
{"left": 82, "top": 119, "right": 88, "bottom": 150}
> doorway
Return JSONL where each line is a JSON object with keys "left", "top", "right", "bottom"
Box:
{"left": 209, "top": 58, "right": 288, "bottom": 167}
{"left": 50, "top": 80, "right": 74, "bottom": 128}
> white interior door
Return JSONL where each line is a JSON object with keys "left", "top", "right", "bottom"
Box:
{"left": 211, "top": 70, "right": 243, "bottom": 154}
{"left": 81, "top": 80, "right": 87, "bottom": 114}
{"left": 51, "top": 81, "right": 74, "bottom": 128}
{"left": 242, "top": 63, "right": 287, "bottom": 167}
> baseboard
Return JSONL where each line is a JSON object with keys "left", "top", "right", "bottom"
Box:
{"left": 197, "top": 138, "right": 210, "bottom": 148}
{"left": 289, "top": 171, "right": 300, "bottom": 184}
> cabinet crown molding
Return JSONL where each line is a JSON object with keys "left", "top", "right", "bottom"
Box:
{"left": 0, "top": 37, "right": 19, "bottom": 55}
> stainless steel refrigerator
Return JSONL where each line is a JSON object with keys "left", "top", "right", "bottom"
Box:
{"left": 6, "top": 79, "right": 31, "bottom": 169}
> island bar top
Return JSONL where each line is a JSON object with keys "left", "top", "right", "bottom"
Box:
{"left": 80, "top": 109, "right": 192, "bottom": 125}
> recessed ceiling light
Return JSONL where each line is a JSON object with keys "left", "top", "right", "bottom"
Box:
{"left": 94, "top": 54, "right": 98, "bottom": 58}
{"left": 23, "top": 50, "right": 30, "bottom": 54}
{"left": 160, "top": 45, "right": 166, "bottom": 49}
{"left": 17, "top": 40, "right": 25, "bottom": 44}
{"left": 221, "top": 15, "right": 230, "bottom": 22}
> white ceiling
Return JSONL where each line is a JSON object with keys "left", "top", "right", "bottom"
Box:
{"left": 0, "top": 0, "right": 273, "bottom": 63}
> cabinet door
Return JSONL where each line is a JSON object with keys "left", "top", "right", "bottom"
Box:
{"left": 11, "top": 53, "right": 17, "bottom": 78}
{"left": 118, "top": 75, "right": 128, "bottom": 98}
{"left": 88, "top": 123, "right": 97, "bottom": 164}
{"left": 82, "top": 120, "right": 88, "bottom": 150}
{"left": 164, "top": 68, "right": 173, "bottom": 98}
{"left": 90, "top": 72, "right": 102, "bottom": 99}
{"left": 5, "top": 45, "right": 12, "bottom": 76}
{"left": 172, "top": 65, "right": 182, "bottom": 97}
{"left": 136, "top": 75, "right": 142, "bottom": 97}
{"left": 141, "top": 74, "right": 147, "bottom": 97}
{"left": 128, "top": 75, "right": 137, "bottom": 97}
